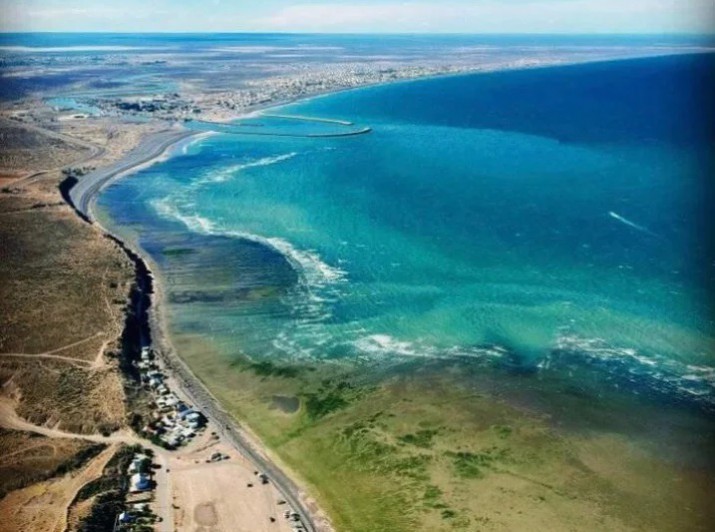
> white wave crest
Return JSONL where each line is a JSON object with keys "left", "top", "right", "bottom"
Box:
{"left": 354, "top": 334, "right": 426, "bottom": 358}
{"left": 553, "top": 333, "right": 715, "bottom": 404}
{"left": 200, "top": 152, "right": 298, "bottom": 184}
{"left": 150, "top": 150, "right": 345, "bottom": 291}
{"left": 352, "top": 334, "right": 505, "bottom": 361}
{"left": 151, "top": 196, "right": 346, "bottom": 291}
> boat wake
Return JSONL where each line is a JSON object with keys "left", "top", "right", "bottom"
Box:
{"left": 608, "top": 211, "right": 660, "bottom": 238}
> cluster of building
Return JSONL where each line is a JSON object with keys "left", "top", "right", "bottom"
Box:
{"left": 238, "top": 63, "right": 463, "bottom": 103}
{"left": 128, "top": 452, "right": 153, "bottom": 493}
{"left": 116, "top": 502, "right": 156, "bottom": 531}
{"left": 136, "top": 347, "right": 207, "bottom": 449}
{"left": 110, "top": 94, "right": 201, "bottom": 117}
{"left": 58, "top": 63, "right": 469, "bottom": 124}
{"left": 116, "top": 452, "right": 159, "bottom": 531}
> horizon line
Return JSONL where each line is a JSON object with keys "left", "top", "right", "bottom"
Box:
{"left": 1, "top": 30, "right": 714, "bottom": 37}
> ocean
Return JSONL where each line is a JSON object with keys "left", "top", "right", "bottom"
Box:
{"left": 97, "top": 52, "right": 715, "bottom": 416}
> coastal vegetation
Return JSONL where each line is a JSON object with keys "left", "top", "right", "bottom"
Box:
{"left": 175, "top": 335, "right": 715, "bottom": 531}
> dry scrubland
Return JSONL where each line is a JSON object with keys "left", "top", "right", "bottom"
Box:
{"left": 175, "top": 332, "right": 715, "bottom": 532}
{"left": 0, "top": 119, "right": 87, "bottom": 182}
{"left": 0, "top": 429, "right": 102, "bottom": 499}
{"left": 0, "top": 118, "right": 145, "bottom": 531}
{"left": 0, "top": 115, "right": 299, "bottom": 532}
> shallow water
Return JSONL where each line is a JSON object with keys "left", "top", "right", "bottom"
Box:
{"left": 98, "top": 53, "right": 715, "bottom": 414}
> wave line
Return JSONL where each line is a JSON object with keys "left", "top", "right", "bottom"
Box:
{"left": 608, "top": 211, "right": 659, "bottom": 237}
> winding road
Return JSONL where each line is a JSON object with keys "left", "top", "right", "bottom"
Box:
{"left": 69, "top": 128, "right": 197, "bottom": 219}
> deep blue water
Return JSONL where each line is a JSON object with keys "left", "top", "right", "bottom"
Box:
{"left": 98, "top": 53, "right": 715, "bottom": 412}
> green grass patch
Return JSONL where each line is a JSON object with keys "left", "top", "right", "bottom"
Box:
{"left": 245, "top": 360, "right": 301, "bottom": 379}
{"left": 423, "top": 484, "right": 442, "bottom": 504}
{"left": 392, "top": 454, "right": 432, "bottom": 480}
{"left": 446, "top": 447, "right": 509, "bottom": 479}
{"left": 302, "top": 380, "right": 359, "bottom": 420}
{"left": 441, "top": 508, "right": 457, "bottom": 519}
{"left": 304, "top": 390, "right": 349, "bottom": 419}
{"left": 492, "top": 424, "right": 513, "bottom": 439}
{"left": 398, "top": 428, "right": 440, "bottom": 448}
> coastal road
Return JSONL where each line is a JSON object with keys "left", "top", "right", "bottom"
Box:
{"left": 155, "top": 346, "right": 324, "bottom": 532}
{"left": 69, "top": 128, "right": 197, "bottom": 219}
{"left": 64, "top": 124, "right": 326, "bottom": 531}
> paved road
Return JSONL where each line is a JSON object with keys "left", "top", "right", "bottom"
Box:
{"left": 160, "top": 350, "right": 321, "bottom": 532}
{"left": 70, "top": 128, "right": 196, "bottom": 219}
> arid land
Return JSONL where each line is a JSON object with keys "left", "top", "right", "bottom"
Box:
{"left": 0, "top": 110, "right": 326, "bottom": 532}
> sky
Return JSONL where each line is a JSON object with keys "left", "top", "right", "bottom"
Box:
{"left": 0, "top": 0, "right": 713, "bottom": 34}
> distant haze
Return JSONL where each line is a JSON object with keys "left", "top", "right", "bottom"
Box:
{"left": 1, "top": 0, "right": 713, "bottom": 34}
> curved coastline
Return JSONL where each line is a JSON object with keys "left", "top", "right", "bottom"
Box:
{"left": 65, "top": 125, "right": 328, "bottom": 532}
{"left": 62, "top": 52, "right": 715, "bottom": 530}
{"left": 69, "top": 128, "right": 200, "bottom": 220}
{"left": 247, "top": 49, "right": 715, "bottom": 119}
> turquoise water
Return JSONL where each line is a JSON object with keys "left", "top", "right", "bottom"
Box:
{"left": 99, "top": 54, "right": 715, "bottom": 412}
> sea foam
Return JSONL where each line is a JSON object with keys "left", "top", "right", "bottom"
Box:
{"left": 552, "top": 332, "right": 715, "bottom": 408}
{"left": 152, "top": 194, "right": 346, "bottom": 294}
{"left": 156, "top": 151, "right": 347, "bottom": 291}
{"left": 199, "top": 152, "right": 298, "bottom": 184}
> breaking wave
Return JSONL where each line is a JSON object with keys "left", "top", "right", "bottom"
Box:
{"left": 547, "top": 332, "right": 715, "bottom": 409}
{"left": 197, "top": 152, "right": 298, "bottom": 184}
{"left": 152, "top": 197, "right": 714, "bottom": 412}
{"left": 352, "top": 334, "right": 510, "bottom": 362}
{"left": 151, "top": 150, "right": 345, "bottom": 292}
{"left": 347, "top": 331, "right": 715, "bottom": 411}
{"left": 152, "top": 197, "right": 346, "bottom": 293}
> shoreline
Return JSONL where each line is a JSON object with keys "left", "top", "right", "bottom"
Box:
{"left": 69, "top": 128, "right": 199, "bottom": 220}
{"left": 59, "top": 50, "right": 715, "bottom": 531}
{"left": 164, "top": 49, "right": 710, "bottom": 127}
{"left": 63, "top": 122, "right": 329, "bottom": 530}
{"left": 202, "top": 48, "right": 715, "bottom": 125}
